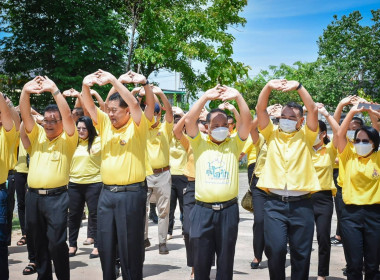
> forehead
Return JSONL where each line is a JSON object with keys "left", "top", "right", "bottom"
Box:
{"left": 108, "top": 100, "right": 122, "bottom": 109}
{"left": 356, "top": 130, "right": 369, "bottom": 139}
{"left": 209, "top": 112, "right": 227, "bottom": 123}
{"left": 77, "top": 121, "right": 86, "bottom": 127}
{"left": 44, "top": 111, "right": 60, "bottom": 118}
{"left": 281, "top": 106, "right": 301, "bottom": 118}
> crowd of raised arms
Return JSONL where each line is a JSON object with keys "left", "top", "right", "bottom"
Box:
{"left": 0, "top": 70, "right": 379, "bottom": 280}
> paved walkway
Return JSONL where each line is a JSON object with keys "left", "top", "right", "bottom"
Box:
{"left": 8, "top": 173, "right": 347, "bottom": 279}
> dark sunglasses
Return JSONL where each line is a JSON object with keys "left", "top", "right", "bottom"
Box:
{"left": 354, "top": 139, "right": 370, "bottom": 144}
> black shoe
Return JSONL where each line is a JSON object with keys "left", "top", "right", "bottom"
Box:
{"left": 159, "top": 243, "right": 169, "bottom": 254}
{"left": 69, "top": 247, "right": 77, "bottom": 257}
{"left": 342, "top": 266, "right": 347, "bottom": 276}
{"left": 145, "top": 238, "right": 151, "bottom": 248}
{"left": 251, "top": 261, "right": 260, "bottom": 269}
{"left": 89, "top": 253, "right": 99, "bottom": 259}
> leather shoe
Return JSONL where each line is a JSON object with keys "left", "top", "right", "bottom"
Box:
{"left": 69, "top": 247, "right": 77, "bottom": 257}
{"left": 89, "top": 253, "right": 99, "bottom": 259}
{"left": 250, "top": 261, "right": 260, "bottom": 269}
{"left": 144, "top": 238, "right": 151, "bottom": 248}
{"left": 159, "top": 243, "right": 169, "bottom": 254}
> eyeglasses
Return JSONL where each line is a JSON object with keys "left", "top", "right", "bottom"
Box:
{"left": 354, "top": 139, "right": 370, "bottom": 144}
{"left": 77, "top": 127, "right": 87, "bottom": 131}
{"left": 42, "top": 119, "right": 62, "bottom": 125}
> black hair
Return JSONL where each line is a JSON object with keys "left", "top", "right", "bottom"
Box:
{"left": 109, "top": 92, "right": 128, "bottom": 108}
{"left": 318, "top": 120, "right": 330, "bottom": 145}
{"left": 352, "top": 117, "right": 364, "bottom": 127}
{"left": 284, "top": 102, "right": 303, "bottom": 117}
{"left": 44, "top": 104, "right": 62, "bottom": 119}
{"left": 206, "top": 108, "right": 228, "bottom": 123}
{"left": 354, "top": 126, "right": 379, "bottom": 152}
{"left": 76, "top": 116, "right": 98, "bottom": 153}
{"left": 227, "top": 115, "right": 235, "bottom": 122}
{"left": 73, "top": 107, "right": 84, "bottom": 117}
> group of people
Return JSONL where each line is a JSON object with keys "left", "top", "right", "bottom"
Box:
{"left": 0, "top": 70, "right": 379, "bottom": 280}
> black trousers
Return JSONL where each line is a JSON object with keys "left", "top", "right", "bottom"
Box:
{"left": 6, "top": 172, "right": 15, "bottom": 245}
{"left": 168, "top": 175, "right": 187, "bottom": 235}
{"left": 183, "top": 181, "right": 195, "bottom": 267}
{"left": 68, "top": 181, "right": 102, "bottom": 248}
{"left": 14, "top": 172, "right": 28, "bottom": 236}
{"left": 25, "top": 190, "right": 70, "bottom": 280}
{"left": 311, "top": 190, "right": 333, "bottom": 277}
{"left": 97, "top": 184, "right": 147, "bottom": 280}
{"left": 333, "top": 168, "right": 343, "bottom": 237}
{"left": 190, "top": 202, "right": 239, "bottom": 280}
{"left": 264, "top": 196, "right": 314, "bottom": 280}
{"left": 341, "top": 204, "right": 380, "bottom": 280}
{"left": 0, "top": 187, "right": 8, "bottom": 280}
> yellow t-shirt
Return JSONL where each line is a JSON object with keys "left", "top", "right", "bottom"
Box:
{"left": 257, "top": 120, "right": 320, "bottom": 192}
{"left": 146, "top": 121, "right": 173, "bottom": 170}
{"left": 242, "top": 135, "right": 257, "bottom": 166}
{"left": 95, "top": 108, "right": 149, "bottom": 185}
{"left": 187, "top": 132, "right": 246, "bottom": 203}
{"left": 169, "top": 135, "right": 188, "bottom": 176}
{"left": 253, "top": 134, "right": 266, "bottom": 178}
{"left": 27, "top": 124, "right": 79, "bottom": 189}
{"left": 181, "top": 134, "right": 195, "bottom": 179}
{"left": 0, "top": 125, "right": 17, "bottom": 184}
{"left": 15, "top": 139, "right": 29, "bottom": 173}
{"left": 312, "top": 142, "right": 337, "bottom": 195}
{"left": 8, "top": 131, "right": 20, "bottom": 170}
{"left": 338, "top": 142, "right": 380, "bottom": 205}
{"left": 70, "top": 136, "right": 102, "bottom": 184}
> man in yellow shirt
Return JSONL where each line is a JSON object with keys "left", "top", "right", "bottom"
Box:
{"left": 256, "top": 80, "right": 319, "bottom": 280}
{"left": 19, "top": 76, "right": 78, "bottom": 280}
{"left": 0, "top": 91, "right": 17, "bottom": 280}
{"left": 185, "top": 85, "right": 251, "bottom": 280}
{"left": 80, "top": 69, "right": 154, "bottom": 280}
{"left": 144, "top": 86, "right": 173, "bottom": 254}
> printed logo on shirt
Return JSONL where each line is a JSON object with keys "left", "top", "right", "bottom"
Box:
{"left": 205, "top": 158, "right": 230, "bottom": 185}
{"left": 372, "top": 168, "right": 379, "bottom": 180}
{"left": 120, "top": 139, "right": 126, "bottom": 146}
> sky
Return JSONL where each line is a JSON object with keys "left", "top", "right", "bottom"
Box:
{"left": 0, "top": 0, "right": 379, "bottom": 90}
{"left": 152, "top": 0, "right": 379, "bottom": 90}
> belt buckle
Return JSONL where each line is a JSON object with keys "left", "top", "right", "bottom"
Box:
{"left": 38, "top": 190, "right": 48, "bottom": 195}
{"left": 110, "top": 187, "right": 118, "bottom": 192}
{"left": 281, "top": 196, "right": 289, "bottom": 202}
{"left": 212, "top": 204, "right": 222, "bottom": 211}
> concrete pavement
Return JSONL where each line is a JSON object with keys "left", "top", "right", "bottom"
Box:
{"left": 8, "top": 173, "right": 347, "bottom": 279}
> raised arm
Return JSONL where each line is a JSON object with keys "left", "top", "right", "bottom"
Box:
{"left": 220, "top": 86, "right": 252, "bottom": 140}
{"left": 20, "top": 122, "right": 31, "bottom": 150}
{"left": 185, "top": 86, "right": 221, "bottom": 138}
{"left": 153, "top": 86, "right": 173, "bottom": 123}
{"left": 221, "top": 102, "right": 241, "bottom": 131}
{"left": 333, "top": 96, "right": 354, "bottom": 124}
{"left": 250, "top": 117, "right": 259, "bottom": 144}
{"left": 318, "top": 104, "right": 339, "bottom": 148}
{"left": 19, "top": 77, "right": 43, "bottom": 133}
{"left": 90, "top": 89, "right": 105, "bottom": 111}
{"left": 173, "top": 113, "right": 187, "bottom": 140}
{"left": 4, "top": 96, "right": 20, "bottom": 131}
{"left": 337, "top": 105, "right": 364, "bottom": 153}
{"left": 256, "top": 79, "right": 286, "bottom": 130}
{"left": 282, "top": 81, "right": 318, "bottom": 132}
{"left": 0, "top": 92, "right": 14, "bottom": 131}
{"left": 39, "top": 76, "right": 76, "bottom": 136}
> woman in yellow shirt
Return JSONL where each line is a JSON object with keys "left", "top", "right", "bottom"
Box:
{"left": 311, "top": 106, "right": 339, "bottom": 280}
{"left": 336, "top": 105, "right": 380, "bottom": 280}
{"left": 68, "top": 116, "right": 102, "bottom": 259}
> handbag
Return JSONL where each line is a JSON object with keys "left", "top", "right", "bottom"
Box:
{"left": 241, "top": 189, "right": 253, "bottom": 213}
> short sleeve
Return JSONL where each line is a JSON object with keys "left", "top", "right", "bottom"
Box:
{"left": 186, "top": 131, "right": 202, "bottom": 149}
{"left": 305, "top": 124, "right": 319, "bottom": 147}
{"left": 94, "top": 107, "right": 108, "bottom": 133}
{"left": 179, "top": 133, "right": 190, "bottom": 151}
{"left": 26, "top": 123, "right": 41, "bottom": 146}
{"left": 259, "top": 119, "right": 274, "bottom": 142}
{"left": 338, "top": 141, "right": 354, "bottom": 166}
{"left": 242, "top": 136, "right": 253, "bottom": 154}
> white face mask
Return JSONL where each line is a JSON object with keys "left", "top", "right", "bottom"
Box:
{"left": 211, "top": 127, "right": 229, "bottom": 142}
{"left": 354, "top": 143, "right": 373, "bottom": 157}
{"left": 346, "top": 130, "right": 355, "bottom": 141}
{"left": 313, "top": 134, "right": 322, "bottom": 146}
{"left": 279, "top": 118, "right": 298, "bottom": 133}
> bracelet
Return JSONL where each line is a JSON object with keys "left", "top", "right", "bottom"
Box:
{"left": 141, "top": 80, "right": 149, "bottom": 86}
{"left": 296, "top": 83, "right": 302, "bottom": 90}
{"left": 52, "top": 89, "right": 61, "bottom": 96}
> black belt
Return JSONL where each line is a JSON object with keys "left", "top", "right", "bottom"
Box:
{"left": 195, "top": 197, "right": 238, "bottom": 211}
{"left": 103, "top": 182, "right": 145, "bottom": 192}
{"left": 29, "top": 186, "right": 68, "bottom": 196}
{"left": 8, "top": 170, "right": 15, "bottom": 176}
{"left": 269, "top": 192, "right": 311, "bottom": 202}
{"left": 0, "top": 183, "right": 6, "bottom": 191}
{"left": 152, "top": 166, "right": 170, "bottom": 175}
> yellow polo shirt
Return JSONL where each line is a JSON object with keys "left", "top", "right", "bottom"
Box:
{"left": 187, "top": 132, "right": 246, "bottom": 203}
{"left": 170, "top": 136, "right": 188, "bottom": 176}
{"left": 253, "top": 134, "right": 266, "bottom": 178}
{"left": 257, "top": 120, "right": 321, "bottom": 192}
{"left": 8, "top": 131, "right": 20, "bottom": 170}
{"left": 182, "top": 135, "right": 195, "bottom": 180}
{"left": 338, "top": 142, "right": 380, "bottom": 205}
{"left": 242, "top": 135, "right": 257, "bottom": 166}
{"left": 70, "top": 136, "right": 102, "bottom": 184}
{"left": 146, "top": 121, "right": 173, "bottom": 170}
{"left": 312, "top": 142, "right": 337, "bottom": 195}
{"left": 15, "top": 139, "right": 29, "bottom": 174}
{"left": 0, "top": 125, "right": 17, "bottom": 184}
{"left": 27, "top": 123, "right": 78, "bottom": 189}
{"left": 95, "top": 108, "right": 149, "bottom": 185}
